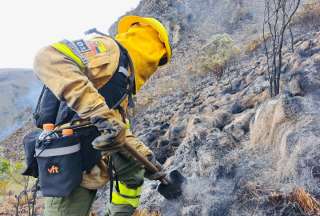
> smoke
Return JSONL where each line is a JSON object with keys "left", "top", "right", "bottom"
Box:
{"left": 0, "top": 69, "right": 41, "bottom": 141}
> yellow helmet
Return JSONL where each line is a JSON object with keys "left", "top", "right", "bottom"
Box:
{"left": 117, "top": 15, "right": 172, "bottom": 65}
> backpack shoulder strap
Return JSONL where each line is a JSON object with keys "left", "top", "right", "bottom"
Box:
{"left": 114, "top": 41, "right": 136, "bottom": 108}
{"left": 84, "top": 28, "right": 136, "bottom": 96}
{"left": 33, "top": 86, "right": 61, "bottom": 128}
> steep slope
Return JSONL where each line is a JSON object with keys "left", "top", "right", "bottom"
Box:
{"left": 117, "top": 0, "right": 320, "bottom": 215}
{"left": 134, "top": 31, "right": 320, "bottom": 215}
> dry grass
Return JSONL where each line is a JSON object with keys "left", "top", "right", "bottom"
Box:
{"left": 133, "top": 209, "right": 161, "bottom": 216}
{"left": 0, "top": 193, "right": 44, "bottom": 216}
{"left": 268, "top": 187, "right": 320, "bottom": 216}
{"left": 134, "top": 73, "right": 190, "bottom": 112}
{"left": 244, "top": 34, "right": 271, "bottom": 54}
{"left": 288, "top": 188, "right": 320, "bottom": 215}
{"left": 292, "top": 0, "right": 320, "bottom": 29}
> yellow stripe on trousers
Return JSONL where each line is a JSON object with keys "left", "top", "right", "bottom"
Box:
{"left": 112, "top": 181, "right": 142, "bottom": 208}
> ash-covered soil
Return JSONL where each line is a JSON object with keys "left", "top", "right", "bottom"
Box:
{"left": 134, "top": 31, "right": 320, "bottom": 215}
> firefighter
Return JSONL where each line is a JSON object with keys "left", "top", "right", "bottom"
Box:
{"left": 33, "top": 15, "right": 171, "bottom": 216}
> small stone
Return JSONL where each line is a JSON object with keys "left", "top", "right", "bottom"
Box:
{"left": 193, "top": 117, "right": 201, "bottom": 124}
{"left": 211, "top": 110, "right": 232, "bottom": 130}
{"left": 312, "top": 166, "right": 320, "bottom": 179}
{"left": 300, "top": 40, "right": 311, "bottom": 51}
{"left": 312, "top": 53, "right": 320, "bottom": 64}
{"left": 298, "top": 40, "right": 312, "bottom": 57}
{"left": 170, "top": 124, "right": 186, "bottom": 139}
{"left": 159, "top": 139, "right": 169, "bottom": 147}
{"left": 145, "top": 132, "right": 157, "bottom": 143}
{"left": 288, "top": 78, "right": 303, "bottom": 96}
{"left": 230, "top": 102, "right": 244, "bottom": 114}
{"left": 160, "top": 122, "right": 170, "bottom": 130}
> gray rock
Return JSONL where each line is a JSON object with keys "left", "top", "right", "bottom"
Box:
{"left": 211, "top": 110, "right": 233, "bottom": 130}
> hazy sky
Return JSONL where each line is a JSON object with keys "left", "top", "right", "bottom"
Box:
{"left": 0, "top": 0, "right": 140, "bottom": 68}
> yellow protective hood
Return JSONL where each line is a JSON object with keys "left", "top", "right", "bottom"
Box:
{"left": 115, "top": 24, "right": 166, "bottom": 92}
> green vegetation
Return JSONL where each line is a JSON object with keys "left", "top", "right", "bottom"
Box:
{"left": 197, "top": 33, "right": 240, "bottom": 77}
{"left": 0, "top": 158, "right": 25, "bottom": 196}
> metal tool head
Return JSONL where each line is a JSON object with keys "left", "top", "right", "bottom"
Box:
{"left": 157, "top": 170, "right": 186, "bottom": 200}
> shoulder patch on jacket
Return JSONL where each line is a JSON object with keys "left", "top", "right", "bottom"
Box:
{"left": 73, "top": 39, "right": 107, "bottom": 59}
{"left": 73, "top": 39, "right": 90, "bottom": 53}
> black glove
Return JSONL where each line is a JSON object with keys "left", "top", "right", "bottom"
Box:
{"left": 91, "top": 117, "right": 126, "bottom": 152}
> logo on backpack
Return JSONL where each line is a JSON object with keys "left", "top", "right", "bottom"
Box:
{"left": 47, "top": 164, "right": 60, "bottom": 174}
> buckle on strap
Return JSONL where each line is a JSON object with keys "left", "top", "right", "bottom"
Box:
{"left": 118, "top": 66, "right": 130, "bottom": 77}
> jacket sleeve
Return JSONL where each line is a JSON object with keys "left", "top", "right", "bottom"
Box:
{"left": 33, "top": 46, "right": 117, "bottom": 120}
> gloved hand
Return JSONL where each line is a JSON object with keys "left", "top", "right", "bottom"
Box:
{"left": 91, "top": 116, "right": 127, "bottom": 152}
{"left": 145, "top": 154, "right": 166, "bottom": 180}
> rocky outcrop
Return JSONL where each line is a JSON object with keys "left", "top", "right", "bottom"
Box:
{"left": 133, "top": 29, "right": 320, "bottom": 215}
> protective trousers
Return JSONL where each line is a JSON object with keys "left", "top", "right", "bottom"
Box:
{"left": 44, "top": 152, "right": 145, "bottom": 216}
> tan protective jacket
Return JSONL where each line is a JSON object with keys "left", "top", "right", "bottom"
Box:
{"left": 33, "top": 36, "right": 152, "bottom": 189}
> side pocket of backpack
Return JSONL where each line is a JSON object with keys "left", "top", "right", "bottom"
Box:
{"left": 36, "top": 134, "right": 82, "bottom": 197}
{"left": 22, "top": 130, "right": 41, "bottom": 178}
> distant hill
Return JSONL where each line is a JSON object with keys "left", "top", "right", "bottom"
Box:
{"left": 0, "top": 69, "right": 41, "bottom": 141}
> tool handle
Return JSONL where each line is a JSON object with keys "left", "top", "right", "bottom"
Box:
{"left": 123, "top": 142, "right": 169, "bottom": 185}
{"left": 123, "top": 142, "right": 159, "bottom": 173}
